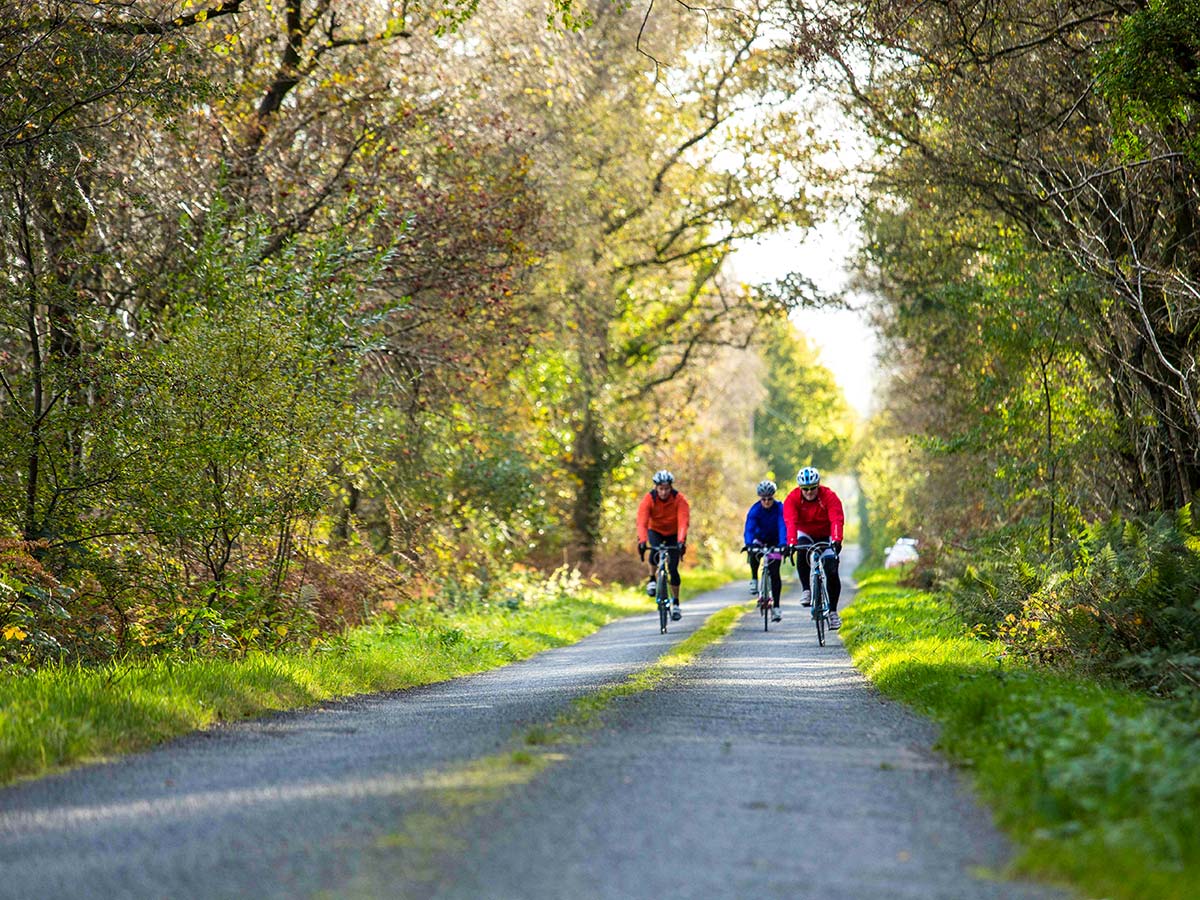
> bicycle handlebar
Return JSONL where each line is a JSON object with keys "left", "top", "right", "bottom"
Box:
{"left": 791, "top": 540, "right": 837, "bottom": 559}
{"left": 742, "top": 544, "right": 789, "bottom": 556}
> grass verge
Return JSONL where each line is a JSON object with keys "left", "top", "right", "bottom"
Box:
{"left": 841, "top": 568, "right": 1199, "bottom": 900}
{"left": 0, "top": 566, "right": 732, "bottom": 788}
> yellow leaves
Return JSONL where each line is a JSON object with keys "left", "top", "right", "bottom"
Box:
{"left": 3, "top": 625, "right": 27, "bottom": 641}
{"left": 275, "top": 625, "right": 288, "bottom": 637}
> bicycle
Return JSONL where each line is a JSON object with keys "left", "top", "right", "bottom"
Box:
{"left": 793, "top": 540, "right": 835, "bottom": 646}
{"left": 648, "top": 542, "right": 683, "bottom": 634}
{"left": 744, "top": 544, "right": 787, "bottom": 631}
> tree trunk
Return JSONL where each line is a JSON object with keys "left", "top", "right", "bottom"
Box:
{"left": 568, "top": 407, "right": 610, "bottom": 566}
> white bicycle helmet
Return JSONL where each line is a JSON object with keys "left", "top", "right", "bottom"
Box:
{"left": 797, "top": 466, "right": 820, "bottom": 487}
{"left": 652, "top": 470, "right": 675, "bottom": 485}
{"left": 756, "top": 479, "right": 777, "bottom": 497}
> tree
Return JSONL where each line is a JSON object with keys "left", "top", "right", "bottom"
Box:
{"left": 752, "top": 322, "right": 854, "bottom": 483}
{"left": 804, "top": 0, "right": 1200, "bottom": 513}
{"left": 0, "top": 1, "right": 222, "bottom": 546}
{"left": 116, "top": 218, "right": 371, "bottom": 595}
{"left": 473, "top": 1, "right": 836, "bottom": 560}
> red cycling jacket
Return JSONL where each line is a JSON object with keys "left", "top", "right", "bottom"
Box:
{"left": 782, "top": 485, "right": 844, "bottom": 543}
{"left": 636, "top": 489, "right": 690, "bottom": 543}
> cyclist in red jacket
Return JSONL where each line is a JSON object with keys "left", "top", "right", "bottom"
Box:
{"left": 636, "top": 469, "right": 690, "bottom": 620}
{"left": 782, "top": 466, "right": 846, "bottom": 629}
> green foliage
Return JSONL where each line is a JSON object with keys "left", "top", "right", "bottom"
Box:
{"left": 854, "top": 420, "right": 922, "bottom": 563}
{"left": 0, "top": 2, "right": 204, "bottom": 159}
{"left": 857, "top": 204, "right": 1126, "bottom": 553}
{"left": 3, "top": 0, "right": 831, "bottom": 667}
{"left": 489, "top": 3, "right": 831, "bottom": 560}
{"left": 115, "top": 217, "right": 372, "bottom": 589}
{"left": 843, "top": 569, "right": 1200, "bottom": 900}
{"left": 849, "top": 0, "right": 1200, "bottom": 512}
{"left": 937, "top": 507, "right": 1200, "bottom": 696}
{"left": 0, "top": 212, "right": 388, "bottom": 667}
{"left": 0, "top": 539, "right": 75, "bottom": 669}
{"left": 1097, "top": 0, "right": 1200, "bottom": 163}
{"left": 752, "top": 321, "right": 854, "bottom": 482}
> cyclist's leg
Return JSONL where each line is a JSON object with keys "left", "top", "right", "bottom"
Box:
{"left": 823, "top": 550, "right": 842, "bottom": 612}
{"left": 767, "top": 557, "right": 783, "bottom": 607}
{"left": 794, "top": 536, "right": 814, "bottom": 603}
{"left": 748, "top": 553, "right": 760, "bottom": 595}
{"left": 821, "top": 550, "right": 842, "bottom": 629}
{"left": 665, "top": 538, "right": 681, "bottom": 602}
{"left": 647, "top": 530, "right": 666, "bottom": 585}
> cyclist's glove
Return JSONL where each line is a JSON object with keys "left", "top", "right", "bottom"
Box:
{"left": 638, "top": 541, "right": 647, "bottom": 561}
{"left": 679, "top": 540, "right": 687, "bottom": 557}
{"left": 832, "top": 540, "right": 842, "bottom": 555}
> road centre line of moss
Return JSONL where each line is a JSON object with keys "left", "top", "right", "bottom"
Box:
{"left": 370, "top": 601, "right": 750, "bottom": 861}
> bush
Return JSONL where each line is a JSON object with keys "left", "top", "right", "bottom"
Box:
{"left": 938, "top": 507, "right": 1200, "bottom": 695}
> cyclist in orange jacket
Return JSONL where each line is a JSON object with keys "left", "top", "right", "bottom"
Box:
{"left": 782, "top": 466, "right": 846, "bottom": 630}
{"left": 636, "top": 469, "right": 690, "bottom": 620}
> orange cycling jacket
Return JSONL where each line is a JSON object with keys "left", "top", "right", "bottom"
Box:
{"left": 636, "top": 489, "right": 690, "bottom": 543}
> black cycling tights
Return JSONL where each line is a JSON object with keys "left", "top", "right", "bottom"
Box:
{"left": 648, "top": 530, "right": 681, "bottom": 585}
{"left": 797, "top": 550, "right": 842, "bottom": 612}
{"left": 749, "top": 556, "right": 783, "bottom": 605}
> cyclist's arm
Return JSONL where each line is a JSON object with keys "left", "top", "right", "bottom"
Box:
{"left": 824, "top": 488, "right": 846, "bottom": 542}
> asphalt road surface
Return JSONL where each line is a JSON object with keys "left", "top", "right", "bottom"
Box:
{"left": 0, "top": 550, "right": 1065, "bottom": 899}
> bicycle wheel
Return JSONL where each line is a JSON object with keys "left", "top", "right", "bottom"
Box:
{"left": 818, "top": 577, "right": 832, "bottom": 646}
{"left": 759, "top": 569, "right": 771, "bottom": 631}
{"left": 812, "top": 571, "right": 826, "bottom": 647}
{"left": 657, "top": 571, "right": 670, "bottom": 633}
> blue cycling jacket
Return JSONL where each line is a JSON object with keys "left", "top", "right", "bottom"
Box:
{"left": 743, "top": 500, "right": 786, "bottom": 547}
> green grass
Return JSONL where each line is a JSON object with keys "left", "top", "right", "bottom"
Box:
{"left": 0, "top": 565, "right": 737, "bottom": 788}
{"left": 842, "top": 568, "right": 1200, "bottom": 900}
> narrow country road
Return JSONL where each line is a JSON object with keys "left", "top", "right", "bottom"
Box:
{"left": 0, "top": 551, "right": 1064, "bottom": 899}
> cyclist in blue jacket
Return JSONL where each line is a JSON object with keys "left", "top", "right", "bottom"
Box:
{"left": 744, "top": 479, "right": 787, "bottom": 622}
